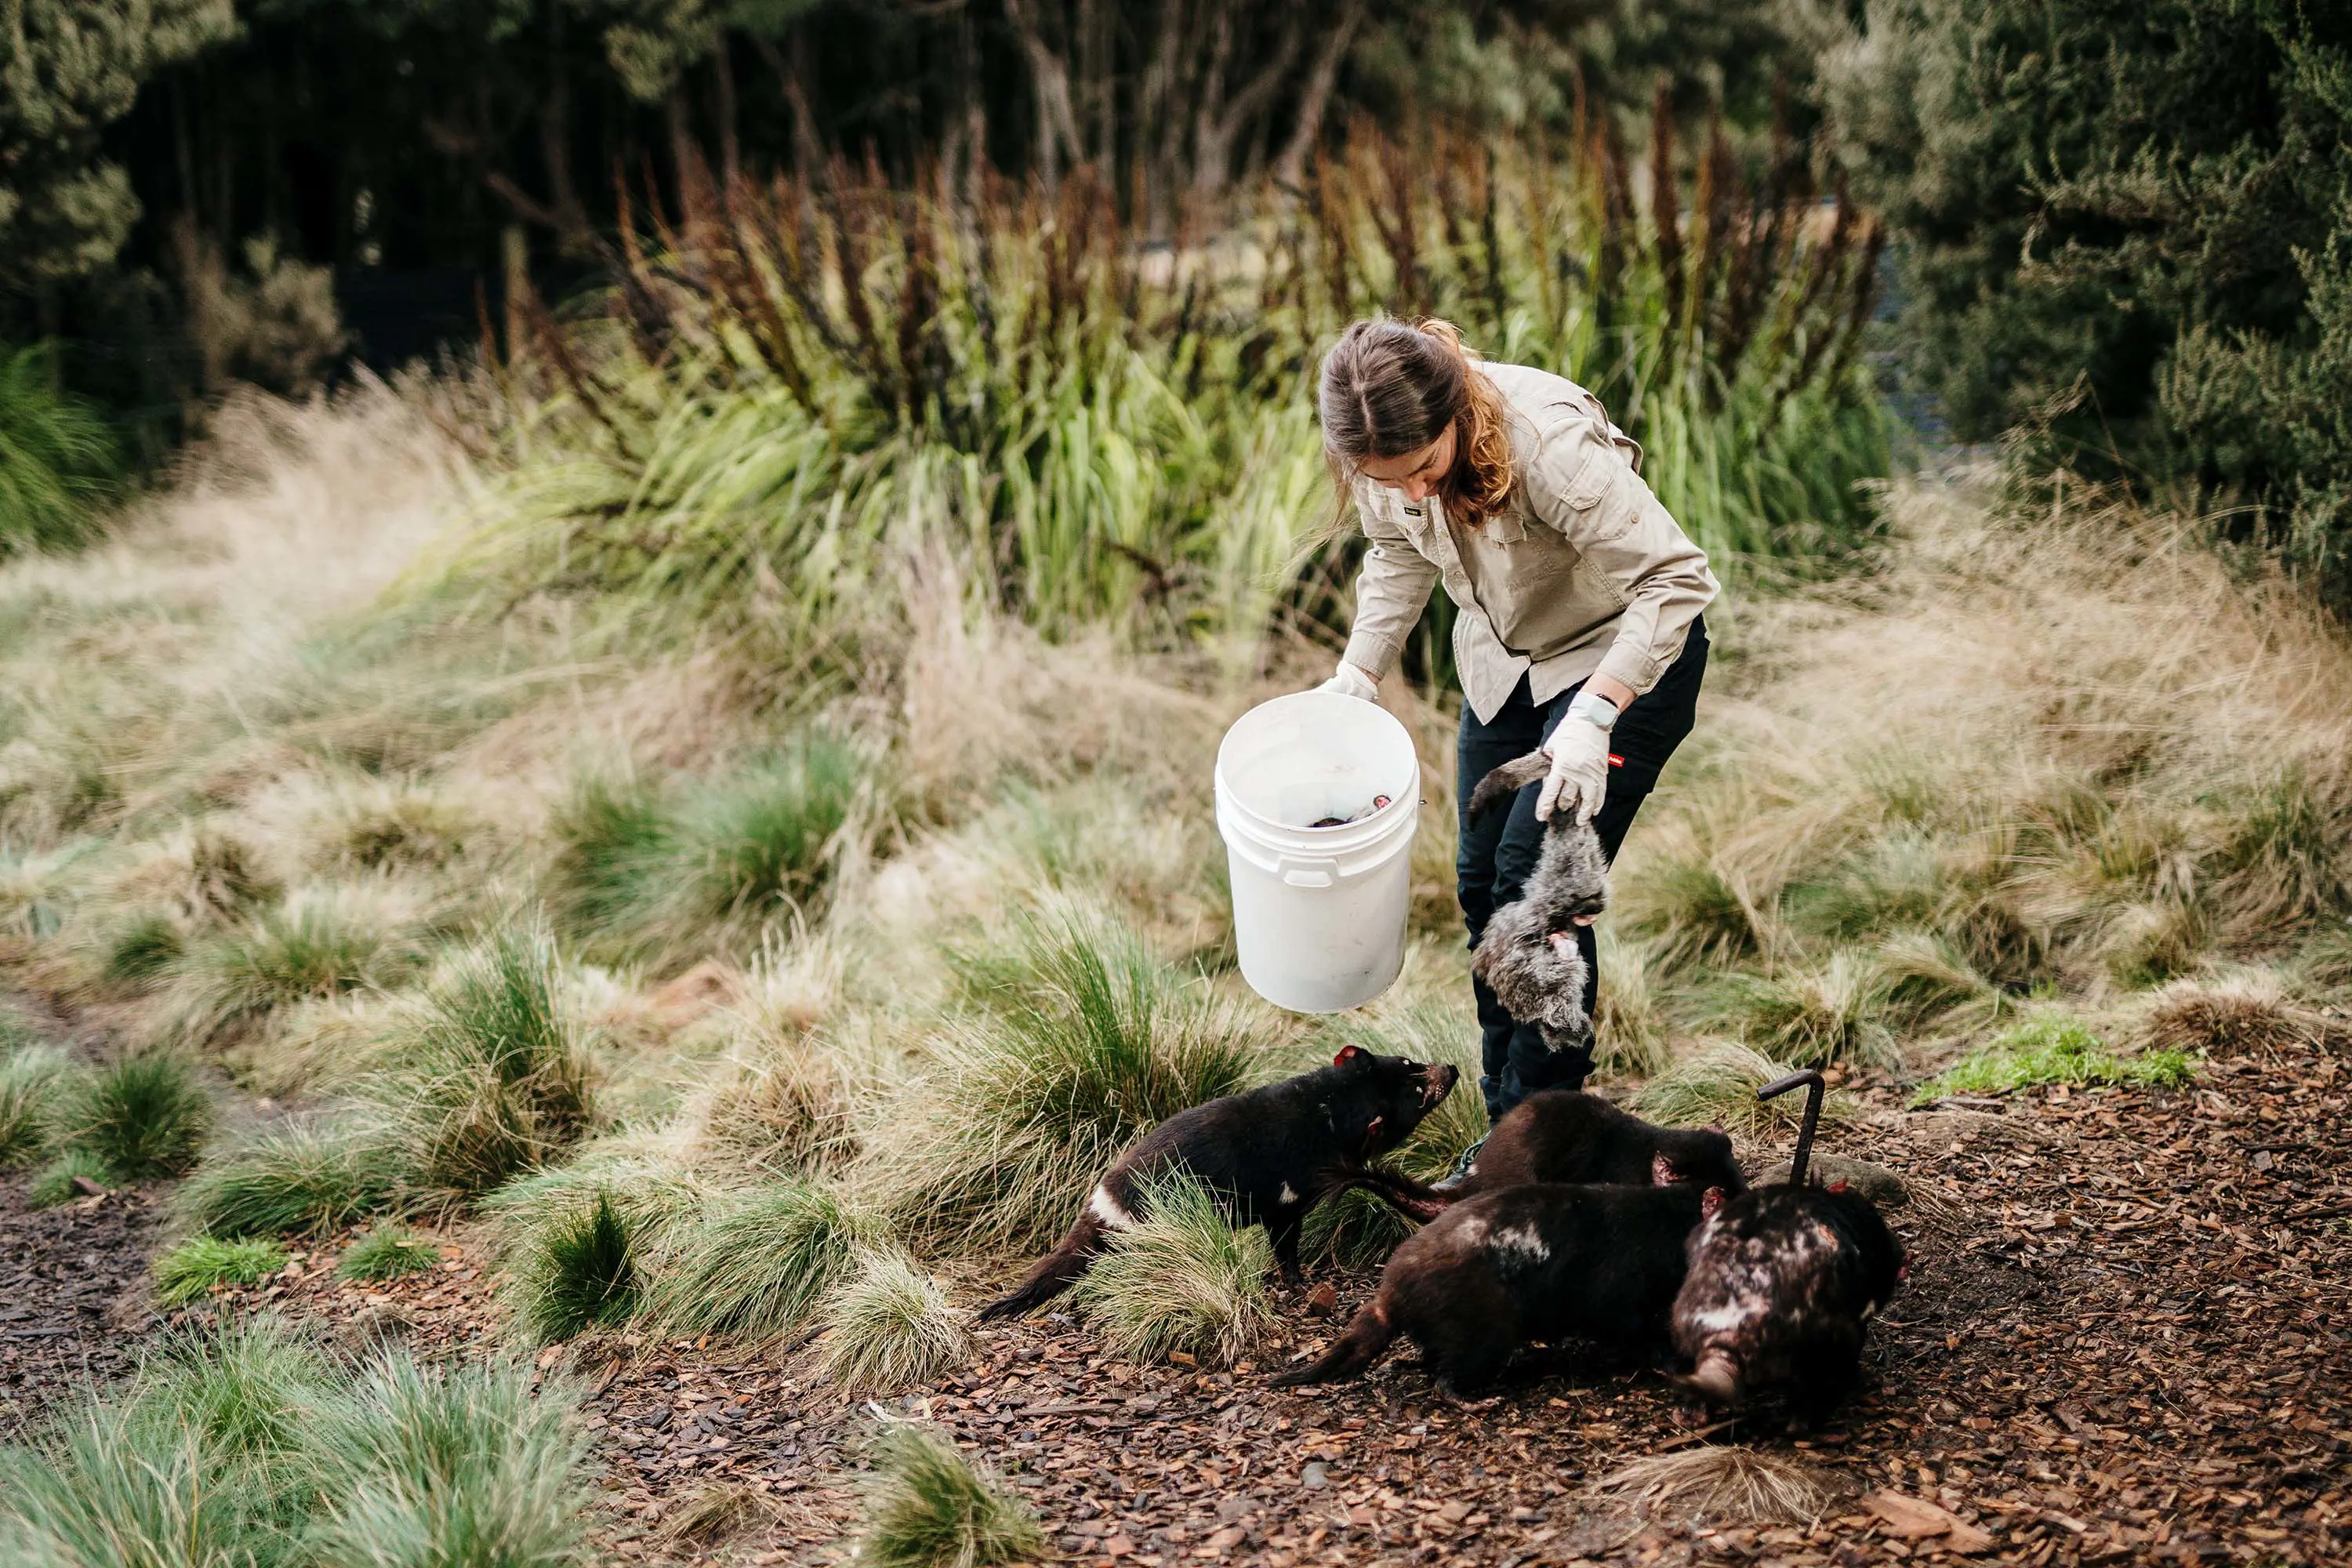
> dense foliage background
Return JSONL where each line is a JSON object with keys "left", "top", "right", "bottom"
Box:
{"left": 1822, "top": 0, "right": 2352, "bottom": 609}
{"left": 2, "top": 0, "right": 2350, "bottom": 615}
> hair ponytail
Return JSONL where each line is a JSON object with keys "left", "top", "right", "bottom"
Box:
{"left": 1318, "top": 316, "right": 1515, "bottom": 527}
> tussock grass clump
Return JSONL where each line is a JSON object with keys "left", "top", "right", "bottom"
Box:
{"left": 168, "top": 889, "right": 412, "bottom": 1047}
{"left": 58, "top": 1053, "right": 212, "bottom": 1180}
{"left": 1617, "top": 850, "right": 1766, "bottom": 974}
{"left": 1069, "top": 1171, "right": 1274, "bottom": 1367}
{"left": 878, "top": 907, "right": 1262, "bottom": 1254}
{"left": 1701, "top": 953, "right": 1900, "bottom": 1068}
{"left": 1914, "top": 1014, "right": 2195, "bottom": 1104}
{"left": 815, "top": 1247, "right": 972, "bottom": 1394}
{"left": 380, "top": 925, "right": 597, "bottom": 1204}
{"left": 651, "top": 1179, "right": 880, "bottom": 1343}
{"left": 0, "top": 1311, "right": 593, "bottom": 1568}
{"left": 2142, "top": 975, "right": 2311, "bottom": 1055}
{"left": 1, "top": 1044, "right": 71, "bottom": 1167}
{"left": 154, "top": 1236, "right": 292, "bottom": 1307}
{"left": 854, "top": 1423, "right": 1045, "bottom": 1568}
{"left": 27, "top": 1149, "right": 114, "bottom": 1208}
{"left": 1632, "top": 1042, "right": 1854, "bottom": 1136}
{"left": 138, "top": 1316, "right": 333, "bottom": 1465}
{"left": 478, "top": 1148, "right": 718, "bottom": 1252}
{"left": 1595, "top": 929, "right": 1675, "bottom": 1077}
{"left": 339, "top": 1225, "right": 441, "bottom": 1283}
{"left": 511, "top": 1192, "right": 639, "bottom": 1344}
{"left": 307, "top": 1353, "right": 593, "bottom": 1568}
{"left": 1582, "top": 1446, "right": 1857, "bottom": 1528}
{"left": 0, "top": 1398, "right": 268, "bottom": 1568}
{"left": 101, "top": 913, "right": 185, "bottom": 989}
{"left": 324, "top": 782, "right": 476, "bottom": 870}
{"left": 178, "top": 1115, "right": 405, "bottom": 1238}
{"left": 551, "top": 739, "right": 869, "bottom": 964}
{"left": 695, "top": 1037, "right": 858, "bottom": 1175}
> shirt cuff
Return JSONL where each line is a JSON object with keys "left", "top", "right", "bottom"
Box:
{"left": 1593, "top": 641, "right": 1664, "bottom": 699}
{"left": 1342, "top": 626, "right": 1407, "bottom": 683}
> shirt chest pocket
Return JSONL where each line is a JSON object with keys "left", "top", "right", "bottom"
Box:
{"left": 1559, "top": 445, "right": 1644, "bottom": 545}
{"left": 1457, "top": 514, "right": 1624, "bottom": 656}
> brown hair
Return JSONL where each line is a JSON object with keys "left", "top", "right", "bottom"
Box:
{"left": 1318, "top": 317, "right": 1516, "bottom": 523}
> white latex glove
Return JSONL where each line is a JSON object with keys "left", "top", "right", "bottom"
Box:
{"left": 1537, "top": 691, "right": 1618, "bottom": 824}
{"left": 1317, "top": 662, "right": 1380, "bottom": 702}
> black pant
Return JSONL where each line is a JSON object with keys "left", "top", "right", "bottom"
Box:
{"left": 1457, "top": 618, "right": 1708, "bottom": 1122}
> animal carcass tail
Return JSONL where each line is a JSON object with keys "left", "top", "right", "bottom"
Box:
{"left": 975, "top": 1208, "right": 1110, "bottom": 1321}
{"left": 1327, "top": 1165, "right": 1455, "bottom": 1222}
{"left": 1466, "top": 751, "right": 1550, "bottom": 821}
{"left": 1269, "top": 1300, "right": 1398, "bottom": 1387}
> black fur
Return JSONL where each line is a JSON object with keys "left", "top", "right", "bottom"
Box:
{"left": 1465, "top": 753, "right": 1610, "bottom": 1054}
{"left": 1670, "top": 1181, "right": 1905, "bottom": 1415}
{"left": 1443, "top": 1090, "right": 1748, "bottom": 1203}
{"left": 978, "top": 1048, "right": 1459, "bottom": 1320}
{"left": 1270, "top": 1181, "right": 1729, "bottom": 1396}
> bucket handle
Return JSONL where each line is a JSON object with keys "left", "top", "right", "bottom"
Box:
{"left": 1276, "top": 856, "right": 1338, "bottom": 889}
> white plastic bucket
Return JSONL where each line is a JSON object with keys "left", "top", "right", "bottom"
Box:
{"left": 1214, "top": 691, "right": 1421, "bottom": 1013}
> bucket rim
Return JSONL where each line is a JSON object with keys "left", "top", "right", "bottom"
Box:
{"left": 1212, "top": 690, "right": 1421, "bottom": 838}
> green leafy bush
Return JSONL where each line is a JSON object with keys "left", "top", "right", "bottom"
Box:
{"left": 1824, "top": 0, "right": 2352, "bottom": 610}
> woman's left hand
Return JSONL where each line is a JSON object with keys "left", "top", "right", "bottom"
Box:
{"left": 1537, "top": 690, "right": 1620, "bottom": 824}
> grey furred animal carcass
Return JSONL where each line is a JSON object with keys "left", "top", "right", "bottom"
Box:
{"left": 1464, "top": 751, "right": 1610, "bottom": 1054}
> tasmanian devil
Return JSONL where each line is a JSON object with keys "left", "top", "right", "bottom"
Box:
{"left": 978, "top": 1046, "right": 1459, "bottom": 1321}
{"left": 1270, "top": 1179, "right": 1732, "bottom": 1397}
{"left": 1671, "top": 1071, "right": 1907, "bottom": 1415}
{"left": 1435, "top": 1089, "right": 1748, "bottom": 1203}
{"left": 1463, "top": 753, "right": 1610, "bottom": 1055}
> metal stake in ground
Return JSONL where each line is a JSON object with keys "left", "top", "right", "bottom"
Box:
{"left": 1755, "top": 1069, "right": 1826, "bottom": 1185}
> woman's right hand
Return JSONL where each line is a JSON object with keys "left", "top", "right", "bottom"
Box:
{"left": 1317, "top": 663, "right": 1381, "bottom": 702}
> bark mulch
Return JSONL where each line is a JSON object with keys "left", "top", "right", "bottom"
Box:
{"left": 15, "top": 1009, "right": 2350, "bottom": 1567}
{"left": 0, "top": 1179, "right": 173, "bottom": 1438}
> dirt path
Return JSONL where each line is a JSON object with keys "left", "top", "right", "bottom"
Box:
{"left": 12, "top": 1013, "right": 2349, "bottom": 1566}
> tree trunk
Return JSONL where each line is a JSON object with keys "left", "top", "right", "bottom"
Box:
{"left": 1004, "top": 0, "right": 1084, "bottom": 187}
{"left": 1274, "top": 0, "right": 1363, "bottom": 193}
{"left": 1192, "top": 7, "right": 1301, "bottom": 213}
{"left": 751, "top": 27, "right": 825, "bottom": 191}
{"left": 713, "top": 32, "right": 742, "bottom": 191}
{"left": 1141, "top": 0, "right": 1193, "bottom": 237}
{"left": 539, "top": 12, "right": 594, "bottom": 256}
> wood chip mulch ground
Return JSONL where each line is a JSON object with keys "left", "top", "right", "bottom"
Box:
{"left": 0, "top": 1179, "right": 173, "bottom": 1437}
{"left": 8, "top": 1011, "right": 2348, "bottom": 1567}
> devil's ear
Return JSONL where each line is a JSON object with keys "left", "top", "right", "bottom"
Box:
{"left": 1700, "top": 1186, "right": 1729, "bottom": 1219}
{"left": 1828, "top": 1179, "right": 1850, "bottom": 1195}
{"left": 1332, "top": 1044, "right": 1369, "bottom": 1069}
{"left": 1704, "top": 1124, "right": 1729, "bottom": 1138}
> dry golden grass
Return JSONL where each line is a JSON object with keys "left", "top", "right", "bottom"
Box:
{"left": 1581, "top": 1446, "right": 1857, "bottom": 1529}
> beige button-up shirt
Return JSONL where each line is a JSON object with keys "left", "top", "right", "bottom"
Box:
{"left": 1338, "top": 361, "right": 1719, "bottom": 724}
